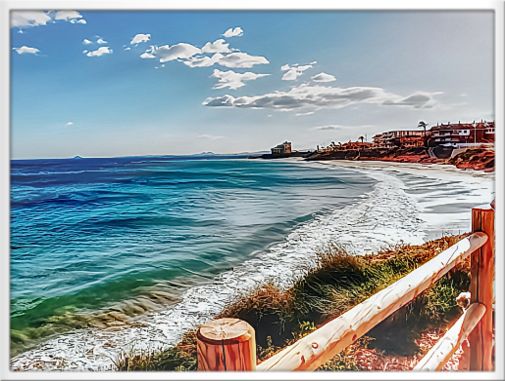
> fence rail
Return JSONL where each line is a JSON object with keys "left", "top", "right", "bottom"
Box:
{"left": 196, "top": 205, "right": 495, "bottom": 372}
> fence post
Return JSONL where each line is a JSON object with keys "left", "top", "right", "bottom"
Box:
{"left": 197, "top": 318, "right": 256, "bottom": 371}
{"left": 469, "top": 207, "right": 494, "bottom": 371}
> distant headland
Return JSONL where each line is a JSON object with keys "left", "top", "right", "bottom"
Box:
{"left": 249, "top": 120, "right": 495, "bottom": 172}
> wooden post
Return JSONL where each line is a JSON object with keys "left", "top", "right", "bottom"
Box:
{"left": 197, "top": 318, "right": 256, "bottom": 371}
{"left": 257, "top": 233, "right": 487, "bottom": 371}
{"left": 414, "top": 303, "right": 486, "bottom": 371}
{"left": 469, "top": 207, "right": 494, "bottom": 371}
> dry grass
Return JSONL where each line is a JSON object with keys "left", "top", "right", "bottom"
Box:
{"left": 116, "top": 234, "right": 472, "bottom": 371}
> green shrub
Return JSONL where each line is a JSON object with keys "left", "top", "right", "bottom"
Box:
{"left": 116, "top": 234, "right": 471, "bottom": 371}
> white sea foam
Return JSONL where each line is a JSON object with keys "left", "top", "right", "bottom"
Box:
{"left": 10, "top": 162, "right": 494, "bottom": 371}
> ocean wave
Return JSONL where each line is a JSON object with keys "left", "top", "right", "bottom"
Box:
{"left": 10, "top": 163, "right": 494, "bottom": 371}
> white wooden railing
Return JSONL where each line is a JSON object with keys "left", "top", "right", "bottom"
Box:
{"left": 195, "top": 204, "right": 495, "bottom": 372}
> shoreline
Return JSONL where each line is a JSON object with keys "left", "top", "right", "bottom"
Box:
{"left": 10, "top": 157, "right": 494, "bottom": 371}
{"left": 257, "top": 145, "right": 495, "bottom": 174}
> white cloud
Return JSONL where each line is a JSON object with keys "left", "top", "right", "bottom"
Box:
{"left": 86, "top": 46, "right": 113, "bottom": 57}
{"left": 66, "top": 122, "right": 74, "bottom": 126}
{"left": 383, "top": 92, "right": 441, "bottom": 108}
{"left": 11, "top": 10, "right": 86, "bottom": 28}
{"left": 202, "top": 39, "right": 231, "bottom": 54}
{"left": 223, "top": 27, "right": 243, "bottom": 38}
{"left": 124, "top": 47, "right": 131, "bottom": 51}
{"left": 281, "top": 62, "right": 314, "bottom": 81}
{"left": 296, "top": 111, "right": 315, "bottom": 116}
{"left": 211, "top": 69, "right": 270, "bottom": 90}
{"left": 136, "top": 39, "right": 267, "bottom": 70}
{"left": 198, "top": 134, "right": 224, "bottom": 140}
{"left": 158, "top": 43, "right": 201, "bottom": 62}
{"left": 11, "top": 11, "right": 51, "bottom": 28}
{"left": 83, "top": 50, "right": 88, "bottom": 53}
{"left": 55, "top": 11, "right": 86, "bottom": 24}
{"left": 313, "top": 125, "right": 343, "bottom": 130}
{"left": 203, "top": 84, "right": 440, "bottom": 110}
{"left": 131, "top": 33, "right": 151, "bottom": 44}
{"left": 140, "top": 52, "right": 156, "bottom": 59}
{"left": 55, "top": 11, "right": 83, "bottom": 21}
{"left": 185, "top": 52, "right": 269, "bottom": 68}
{"left": 140, "top": 45, "right": 157, "bottom": 59}
{"left": 311, "top": 72, "right": 336, "bottom": 82}
{"left": 97, "top": 38, "right": 107, "bottom": 44}
{"left": 13, "top": 46, "right": 40, "bottom": 55}
{"left": 83, "top": 39, "right": 92, "bottom": 45}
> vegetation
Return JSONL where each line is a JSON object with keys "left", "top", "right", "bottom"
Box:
{"left": 115, "top": 234, "right": 471, "bottom": 371}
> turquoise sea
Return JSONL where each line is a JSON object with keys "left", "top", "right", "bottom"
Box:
{"left": 10, "top": 155, "right": 376, "bottom": 358}
{"left": 10, "top": 155, "right": 494, "bottom": 371}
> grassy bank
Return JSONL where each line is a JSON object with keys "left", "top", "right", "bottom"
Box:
{"left": 115, "top": 234, "right": 471, "bottom": 371}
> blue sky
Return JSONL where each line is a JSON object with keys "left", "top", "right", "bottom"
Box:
{"left": 10, "top": 10, "right": 494, "bottom": 159}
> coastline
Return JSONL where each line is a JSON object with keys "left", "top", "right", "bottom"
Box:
{"left": 263, "top": 145, "right": 495, "bottom": 173}
{"left": 10, "top": 157, "right": 495, "bottom": 371}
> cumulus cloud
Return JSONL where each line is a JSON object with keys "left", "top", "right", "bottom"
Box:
{"left": 86, "top": 46, "right": 113, "bottom": 57}
{"left": 158, "top": 43, "right": 201, "bottom": 62}
{"left": 136, "top": 37, "right": 267, "bottom": 70}
{"left": 311, "top": 72, "right": 336, "bottom": 82}
{"left": 83, "top": 39, "right": 92, "bottom": 45}
{"left": 281, "top": 62, "right": 315, "bottom": 81}
{"left": 11, "top": 11, "right": 52, "bottom": 28}
{"left": 11, "top": 10, "right": 86, "bottom": 28}
{"left": 131, "top": 33, "right": 151, "bottom": 44}
{"left": 66, "top": 122, "right": 74, "bottom": 126}
{"left": 211, "top": 69, "right": 270, "bottom": 90}
{"left": 124, "top": 47, "right": 131, "bottom": 51}
{"left": 203, "top": 84, "right": 439, "bottom": 110}
{"left": 55, "top": 11, "right": 84, "bottom": 22}
{"left": 140, "top": 45, "right": 157, "bottom": 59}
{"left": 202, "top": 39, "right": 230, "bottom": 53}
{"left": 97, "top": 38, "right": 107, "bottom": 44}
{"left": 223, "top": 27, "right": 243, "bottom": 38}
{"left": 382, "top": 92, "right": 439, "bottom": 108}
{"left": 141, "top": 52, "right": 156, "bottom": 59}
{"left": 185, "top": 52, "right": 269, "bottom": 68}
{"left": 13, "top": 46, "right": 40, "bottom": 55}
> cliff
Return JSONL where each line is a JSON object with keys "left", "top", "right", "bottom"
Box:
{"left": 305, "top": 146, "right": 494, "bottom": 172}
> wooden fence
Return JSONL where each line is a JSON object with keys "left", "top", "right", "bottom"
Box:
{"left": 196, "top": 204, "right": 495, "bottom": 372}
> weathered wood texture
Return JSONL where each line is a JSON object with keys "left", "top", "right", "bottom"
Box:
{"left": 414, "top": 303, "right": 486, "bottom": 371}
{"left": 197, "top": 318, "right": 256, "bottom": 371}
{"left": 469, "top": 208, "right": 495, "bottom": 371}
{"left": 256, "top": 232, "right": 487, "bottom": 371}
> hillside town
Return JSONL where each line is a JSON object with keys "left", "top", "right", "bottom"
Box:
{"left": 254, "top": 120, "right": 495, "bottom": 172}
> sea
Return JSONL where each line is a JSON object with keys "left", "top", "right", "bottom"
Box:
{"left": 9, "top": 155, "right": 494, "bottom": 371}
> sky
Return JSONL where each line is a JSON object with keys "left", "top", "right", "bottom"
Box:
{"left": 10, "top": 10, "right": 495, "bottom": 159}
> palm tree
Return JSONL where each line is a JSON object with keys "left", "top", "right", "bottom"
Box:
{"left": 358, "top": 136, "right": 365, "bottom": 143}
{"left": 418, "top": 121, "right": 428, "bottom": 146}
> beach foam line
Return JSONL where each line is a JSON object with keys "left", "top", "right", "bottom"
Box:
{"left": 10, "top": 163, "right": 493, "bottom": 371}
